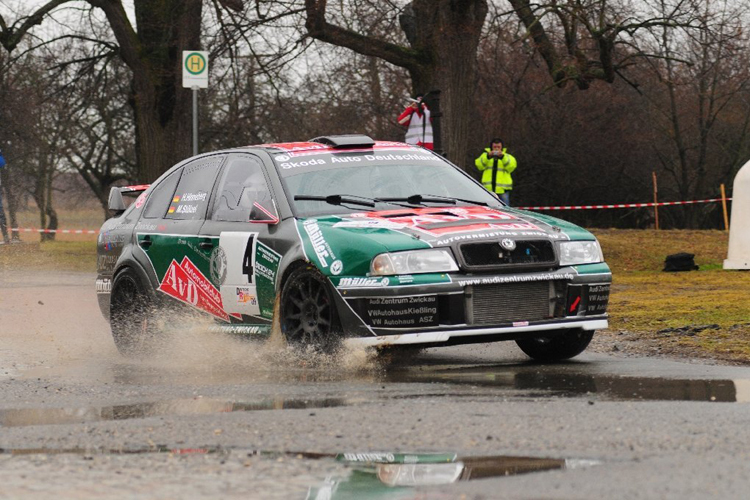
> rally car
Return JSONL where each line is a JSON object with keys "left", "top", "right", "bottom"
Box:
{"left": 96, "top": 135, "right": 611, "bottom": 360}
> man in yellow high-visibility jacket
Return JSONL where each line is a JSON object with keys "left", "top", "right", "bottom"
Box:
{"left": 474, "top": 138, "right": 517, "bottom": 205}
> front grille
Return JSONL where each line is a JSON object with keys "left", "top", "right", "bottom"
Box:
{"left": 459, "top": 240, "right": 555, "bottom": 271}
{"left": 469, "top": 281, "right": 552, "bottom": 325}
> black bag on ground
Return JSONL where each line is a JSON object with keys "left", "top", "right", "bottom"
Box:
{"left": 663, "top": 252, "right": 699, "bottom": 272}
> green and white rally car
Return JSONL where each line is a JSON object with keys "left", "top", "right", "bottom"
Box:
{"left": 97, "top": 135, "right": 610, "bottom": 360}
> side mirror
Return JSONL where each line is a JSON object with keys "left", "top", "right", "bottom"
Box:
{"left": 108, "top": 188, "right": 126, "bottom": 214}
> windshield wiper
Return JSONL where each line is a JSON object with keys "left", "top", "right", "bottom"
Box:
{"left": 379, "top": 194, "right": 489, "bottom": 207}
{"left": 294, "top": 194, "right": 376, "bottom": 207}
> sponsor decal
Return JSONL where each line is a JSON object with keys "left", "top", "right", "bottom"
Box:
{"left": 274, "top": 155, "right": 289, "bottom": 161}
{"left": 101, "top": 231, "right": 128, "bottom": 251}
{"left": 341, "top": 453, "right": 396, "bottom": 463}
{"left": 332, "top": 219, "right": 407, "bottom": 230}
{"left": 586, "top": 284, "right": 610, "bottom": 314}
{"left": 436, "top": 229, "right": 566, "bottom": 246}
{"left": 363, "top": 152, "right": 436, "bottom": 162}
{"left": 95, "top": 278, "right": 112, "bottom": 294}
{"left": 135, "top": 222, "right": 158, "bottom": 231}
{"left": 513, "top": 321, "right": 530, "bottom": 327}
{"left": 255, "top": 242, "right": 281, "bottom": 319}
{"left": 349, "top": 206, "right": 539, "bottom": 237}
{"left": 158, "top": 258, "right": 232, "bottom": 322}
{"left": 210, "top": 246, "right": 228, "bottom": 285}
{"left": 330, "top": 156, "right": 362, "bottom": 163}
{"left": 279, "top": 158, "right": 327, "bottom": 170}
{"left": 303, "top": 219, "right": 335, "bottom": 268}
{"left": 330, "top": 260, "right": 343, "bottom": 275}
{"left": 236, "top": 287, "right": 257, "bottom": 305}
{"left": 135, "top": 192, "right": 147, "bottom": 208}
{"left": 97, "top": 254, "right": 118, "bottom": 269}
{"left": 337, "top": 277, "right": 390, "bottom": 288}
{"left": 180, "top": 257, "right": 223, "bottom": 305}
{"left": 366, "top": 295, "right": 438, "bottom": 327}
{"left": 207, "top": 324, "right": 270, "bottom": 335}
{"left": 457, "top": 273, "right": 574, "bottom": 287}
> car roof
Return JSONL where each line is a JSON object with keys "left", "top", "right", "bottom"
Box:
{"left": 256, "top": 140, "right": 424, "bottom": 156}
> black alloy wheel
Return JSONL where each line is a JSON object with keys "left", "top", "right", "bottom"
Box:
{"left": 110, "top": 267, "right": 159, "bottom": 357}
{"left": 280, "top": 266, "right": 341, "bottom": 353}
{"left": 515, "top": 328, "right": 594, "bottom": 362}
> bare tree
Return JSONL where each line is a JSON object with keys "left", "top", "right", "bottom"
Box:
{"left": 0, "top": 0, "right": 256, "bottom": 182}
{"left": 639, "top": 0, "right": 750, "bottom": 225}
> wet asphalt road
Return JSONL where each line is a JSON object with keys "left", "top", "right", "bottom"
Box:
{"left": 2, "top": 270, "right": 750, "bottom": 499}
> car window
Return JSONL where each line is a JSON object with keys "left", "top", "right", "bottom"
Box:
{"left": 166, "top": 156, "right": 224, "bottom": 220}
{"left": 142, "top": 169, "right": 182, "bottom": 219}
{"left": 212, "top": 156, "right": 277, "bottom": 222}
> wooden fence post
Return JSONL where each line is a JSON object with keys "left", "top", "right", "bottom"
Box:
{"left": 720, "top": 183, "right": 730, "bottom": 231}
{"left": 652, "top": 172, "right": 660, "bottom": 230}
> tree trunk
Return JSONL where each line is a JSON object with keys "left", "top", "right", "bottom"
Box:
{"left": 305, "top": 0, "right": 488, "bottom": 170}
{"left": 403, "top": 1, "right": 487, "bottom": 169}
{"left": 94, "top": 0, "right": 202, "bottom": 182}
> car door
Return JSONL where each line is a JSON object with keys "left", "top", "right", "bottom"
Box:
{"left": 199, "top": 153, "right": 282, "bottom": 324}
{"left": 136, "top": 155, "right": 227, "bottom": 320}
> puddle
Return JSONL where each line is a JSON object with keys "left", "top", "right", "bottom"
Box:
{"left": 0, "top": 397, "right": 347, "bottom": 427}
{"left": 305, "top": 452, "right": 599, "bottom": 499}
{"left": 385, "top": 367, "right": 750, "bottom": 403}
{"left": 0, "top": 445, "right": 598, "bottom": 498}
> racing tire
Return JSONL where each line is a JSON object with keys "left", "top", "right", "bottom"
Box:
{"left": 109, "top": 267, "right": 160, "bottom": 357}
{"left": 515, "top": 328, "right": 594, "bottom": 362}
{"left": 280, "top": 265, "right": 342, "bottom": 354}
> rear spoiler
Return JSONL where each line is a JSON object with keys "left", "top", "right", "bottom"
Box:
{"left": 108, "top": 184, "right": 150, "bottom": 213}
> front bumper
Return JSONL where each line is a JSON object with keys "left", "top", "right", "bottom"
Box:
{"left": 346, "top": 317, "right": 607, "bottom": 347}
{"left": 334, "top": 264, "right": 611, "bottom": 346}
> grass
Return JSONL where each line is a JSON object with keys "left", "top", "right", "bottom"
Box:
{"left": 593, "top": 229, "right": 750, "bottom": 363}
{"left": 0, "top": 240, "right": 97, "bottom": 273}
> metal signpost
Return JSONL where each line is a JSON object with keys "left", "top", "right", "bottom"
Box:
{"left": 182, "top": 51, "right": 209, "bottom": 156}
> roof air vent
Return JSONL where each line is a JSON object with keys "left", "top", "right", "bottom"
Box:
{"left": 310, "top": 134, "right": 376, "bottom": 149}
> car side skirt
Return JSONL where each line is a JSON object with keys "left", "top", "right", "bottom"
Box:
{"left": 345, "top": 318, "right": 607, "bottom": 348}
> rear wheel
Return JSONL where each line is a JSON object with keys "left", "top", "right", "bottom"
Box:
{"left": 280, "top": 266, "right": 341, "bottom": 353}
{"left": 110, "top": 268, "right": 160, "bottom": 357}
{"left": 515, "top": 328, "right": 594, "bottom": 362}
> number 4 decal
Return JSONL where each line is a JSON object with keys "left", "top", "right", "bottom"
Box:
{"left": 219, "top": 231, "right": 261, "bottom": 317}
{"left": 219, "top": 232, "right": 259, "bottom": 286}
{"left": 242, "top": 234, "right": 255, "bottom": 284}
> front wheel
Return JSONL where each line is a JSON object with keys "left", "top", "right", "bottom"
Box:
{"left": 279, "top": 266, "right": 341, "bottom": 353}
{"left": 515, "top": 328, "right": 594, "bottom": 362}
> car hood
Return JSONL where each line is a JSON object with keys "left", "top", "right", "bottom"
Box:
{"left": 297, "top": 206, "right": 595, "bottom": 277}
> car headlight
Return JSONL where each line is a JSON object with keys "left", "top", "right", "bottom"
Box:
{"left": 558, "top": 240, "right": 604, "bottom": 266}
{"left": 371, "top": 249, "right": 458, "bottom": 276}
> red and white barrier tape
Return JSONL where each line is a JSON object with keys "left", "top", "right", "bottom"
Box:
{"left": 10, "top": 228, "right": 99, "bottom": 234}
{"left": 517, "top": 197, "right": 731, "bottom": 211}
{"left": 3, "top": 197, "right": 731, "bottom": 235}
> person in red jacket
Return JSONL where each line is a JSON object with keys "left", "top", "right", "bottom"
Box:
{"left": 397, "top": 95, "right": 434, "bottom": 150}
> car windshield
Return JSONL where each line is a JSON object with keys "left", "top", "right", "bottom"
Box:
{"left": 275, "top": 150, "right": 500, "bottom": 217}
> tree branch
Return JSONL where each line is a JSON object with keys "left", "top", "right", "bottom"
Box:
{"left": 304, "top": 0, "right": 424, "bottom": 73}
{"left": 0, "top": 0, "right": 73, "bottom": 52}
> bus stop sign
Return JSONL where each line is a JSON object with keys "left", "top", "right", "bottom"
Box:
{"left": 182, "top": 51, "right": 209, "bottom": 88}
